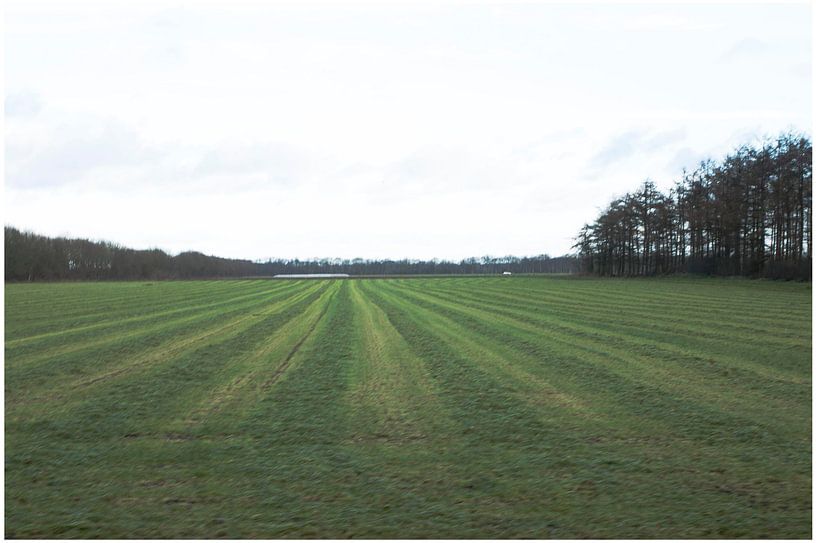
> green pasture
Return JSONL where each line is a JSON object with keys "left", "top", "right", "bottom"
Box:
{"left": 5, "top": 277, "right": 812, "bottom": 538}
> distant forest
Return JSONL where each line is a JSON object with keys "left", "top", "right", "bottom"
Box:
{"left": 4, "top": 226, "right": 577, "bottom": 281}
{"left": 5, "top": 132, "right": 811, "bottom": 281}
{"left": 575, "top": 132, "right": 812, "bottom": 280}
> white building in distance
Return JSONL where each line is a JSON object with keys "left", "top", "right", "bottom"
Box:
{"left": 273, "top": 274, "right": 349, "bottom": 279}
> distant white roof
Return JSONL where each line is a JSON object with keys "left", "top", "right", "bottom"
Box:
{"left": 273, "top": 273, "right": 350, "bottom": 278}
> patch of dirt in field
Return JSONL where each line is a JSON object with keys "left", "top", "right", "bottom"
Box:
{"left": 163, "top": 432, "right": 196, "bottom": 442}
{"left": 572, "top": 479, "right": 598, "bottom": 496}
{"left": 162, "top": 497, "right": 199, "bottom": 505}
{"left": 139, "top": 479, "right": 182, "bottom": 488}
{"left": 709, "top": 478, "right": 805, "bottom": 513}
{"left": 348, "top": 431, "right": 429, "bottom": 445}
{"left": 109, "top": 492, "right": 230, "bottom": 509}
{"left": 120, "top": 431, "right": 242, "bottom": 443}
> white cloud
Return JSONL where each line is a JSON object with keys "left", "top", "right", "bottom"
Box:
{"left": 6, "top": 118, "right": 152, "bottom": 189}
{"left": 720, "top": 37, "right": 770, "bottom": 62}
{"left": 3, "top": 2, "right": 811, "bottom": 259}
{"left": 5, "top": 91, "right": 43, "bottom": 118}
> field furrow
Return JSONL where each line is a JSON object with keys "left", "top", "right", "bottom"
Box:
{"left": 345, "top": 281, "right": 452, "bottom": 444}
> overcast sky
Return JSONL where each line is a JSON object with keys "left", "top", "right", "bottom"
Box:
{"left": 4, "top": 1, "right": 812, "bottom": 261}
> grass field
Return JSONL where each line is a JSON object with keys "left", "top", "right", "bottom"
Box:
{"left": 5, "top": 276, "right": 812, "bottom": 538}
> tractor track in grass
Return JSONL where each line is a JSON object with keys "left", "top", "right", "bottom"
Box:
{"left": 6, "top": 282, "right": 328, "bottom": 412}
{"left": 116, "top": 282, "right": 342, "bottom": 438}
{"left": 7, "top": 283, "right": 338, "bottom": 446}
{"left": 346, "top": 281, "right": 451, "bottom": 444}
{"left": 259, "top": 283, "right": 339, "bottom": 393}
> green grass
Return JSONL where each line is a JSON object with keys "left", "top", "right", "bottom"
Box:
{"left": 5, "top": 276, "right": 812, "bottom": 538}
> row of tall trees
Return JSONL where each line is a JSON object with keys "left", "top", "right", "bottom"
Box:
{"left": 4, "top": 227, "right": 260, "bottom": 280}
{"left": 575, "top": 132, "right": 812, "bottom": 279}
{"left": 4, "top": 226, "right": 577, "bottom": 281}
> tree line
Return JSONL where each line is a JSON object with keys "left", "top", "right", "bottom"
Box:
{"left": 258, "top": 254, "right": 576, "bottom": 276}
{"left": 574, "top": 132, "right": 812, "bottom": 280}
{"left": 4, "top": 226, "right": 577, "bottom": 281}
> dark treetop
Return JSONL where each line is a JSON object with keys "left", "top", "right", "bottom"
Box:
{"left": 574, "top": 132, "right": 811, "bottom": 280}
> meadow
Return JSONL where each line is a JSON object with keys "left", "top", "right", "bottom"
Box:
{"left": 5, "top": 276, "right": 812, "bottom": 538}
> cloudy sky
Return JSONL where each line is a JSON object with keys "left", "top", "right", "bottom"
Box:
{"left": 4, "top": 1, "right": 811, "bottom": 261}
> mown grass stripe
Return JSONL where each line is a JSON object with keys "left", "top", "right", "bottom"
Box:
{"left": 397, "top": 278, "right": 810, "bottom": 384}
{"left": 450, "top": 277, "right": 810, "bottom": 324}
{"left": 6, "top": 281, "right": 327, "bottom": 412}
{"left": 344, "top": 281, "right": 453, "bottom": 444}
{"left": 401, "top": 288, "right": 809, "bottom": 402}
{"left": 424, "top": 278, "right": 811, "bottom": 345}
{"left": 6, "top": 282, "right": 333, "bottom": 440}
{"left": 5, "top": 280, "right": 255, "bottom": 336}
{"left": 5, "top": 280, "right": 298, "bottom": 348}
{"left": 377, "top": 280, "right": 808, "bottom": 437}
{"left": 5, "top": 280, "right": 314, "bottom": 372}
{"left": 417, "top": 278, "right": 811, "bottom": 343}
{"left": 177, "top": 281, "right": 342, "bottom": 432}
